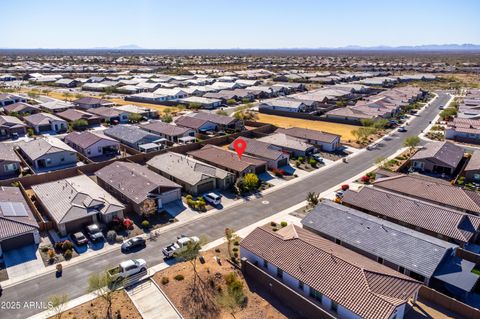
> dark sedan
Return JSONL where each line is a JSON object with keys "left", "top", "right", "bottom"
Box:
{"left": 121, "top": 237, "right": 146, "bottom": 252}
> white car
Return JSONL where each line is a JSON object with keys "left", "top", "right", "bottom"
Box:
{"left": 107, "top": 259, "right": 147, "bottom": 281}
{"left": 203, "top": 193, "right": 222, "bottom": 206}
{"left": 398, "top": 126, "right": 407, "bottom": 132}
{"left": 162, "top": 236, "right": 200, "bottom": 258}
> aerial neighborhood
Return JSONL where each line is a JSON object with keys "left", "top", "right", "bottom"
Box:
{"left": 1, "top": 2, "right": 480, "bottom": 318}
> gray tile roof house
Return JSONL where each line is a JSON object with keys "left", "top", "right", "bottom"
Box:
{"left": 139, "top": 121, "right": 195, "bottom": 143}
{"left": 0, "top": 186, "right": 40, "bottom": 254}
{"left": 38, "top": 100, "right": 74, "bottom": 113}
{"left": 302, "top": 200, "right": 457, "bottom": 282}
{"left": 229, "top": 137, "right": 289, "bottom": 169}
{"left": 373, "top": 174, "right": 480, "bottom": 215}
{"left": 464, "top": 150, "right": 480, "bottom": 183}
{"left": 32, "top": 175, "right": 125, "bottom": 236}
{"left": 174, "top": 116, "right": 217, "bottom": 132}
{"left": 3, "top": 102, "right": 40, "bottom": 115}
{"left": 23, "top": 112, "right": 68, "bottom": 133}
{"left": 190, "top": 112, "right": 241, "bottom": 130}
{"left": 64, "top": 131, "right": 120, "bottom": 158}
{"left": 257, "top": 133, "right": 315, "bottom": 157}
{"left": 241, "top": 225, "right": 422, "bottom": 319}
{"left": 73, "top": 97, "right": 113, "bottom": 109}
{"left": 0, "top": 115, "right": 27, "bottom": 139}
{"left": 342, "top": 186, "right": 480, "bottom": 244}
{"left": 104, "top": 125, "right": 161, "bottom": 150}
{"left": 16, "top": 137, "right": 78, "bottom": 171}
{"left": 95, "top": 161, "right": 181, "bottom": 214}
{"left": 0, "top": 143, "right": 21, "bottom": 178}
{"left": 411, "top": 141, "right": 464, "bottom": 175}
{"left": 147, "top": 152, "right": 235, "bottom": 195}
{"left": 86, "top": 107, "right": 129, "bottom": 123}
{"left": 276, "top": 127, "right": 341, "bottom": 152}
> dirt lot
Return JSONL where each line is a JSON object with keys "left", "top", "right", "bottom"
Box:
{"left": 257, "top": 113, "right": 358, "bottom": 140}
{"left": 153, "top": 244, "right": 295, "bottom": 319}
{"left": 52, "top": 290, "right": 141, "bottom": 319}
{"left": 109, "top": 98, "right": 179, "bottom": 113}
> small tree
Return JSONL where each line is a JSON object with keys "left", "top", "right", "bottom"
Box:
{"left": 71, "top": 119, "right": 88, "bottom": 131}
{"left": 243, "top": 173, "right": 259, "bottom": 192}
{"left": 48, "top": 294, "right": 69, "bottom": 319}
{"left": 216, "top": 109, "right": 228, "bottom": 116}
{"left": 224, "top": 228, "right": 238, "bottom": 258}
{"left": 161, "top": 113, "right": 173, "bottom": 123}
{"left": 360, "top": 118, "right": 374, "bottom": 127}
{"left": 174, "top": 237, "right": 206, "bottom": 293}
{"left": 306, "top": 192, "right": 320, "bottom": 208}
{"left": 217, "top": 272, "right": 247, "bottom": 319}
{"left": 87, "top": 272, "right": 117, "bottom": 319}
{"left": 403, "top": 136, "right": 420, "bottom": 150}
{"left": 139, "top": 198, "right": 157, "bottom": 219}
{"left": 226, "top": 99, "right": 237, "bottom": 105}
{"left": 188, "top": 102, "right": 202, "bottom": 110}
{"left": 128, "top": 113, "right": 143, "bottom": 123}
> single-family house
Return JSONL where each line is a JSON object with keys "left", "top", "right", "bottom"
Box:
{"left": 259, "top": 98, "right": 309, "bottom": 113}
{"left": 188, "top": 144, "right": 267, "bottom": 177}
{"left": 0, "top": 94, "right": 26, "bottom": 107}
{"left": 0, "top": 143, "right": 21, "bottom": 178}
{"left": 147, "top": 152, "right": 235, "bottom": 195}
{"left": 0, "top": 115, "right": 27, "bottom": 139}
{"left": 23, "top": 112, "right": 68, "bottom": 134}
{"left": 73, "top": 97, "right": 114, "bottom": 110}
{"left": 95, "top": 161, "right": 181, "bottom": 214}
{"left": 257, "top": 133, "right": 315, "bottom": 157}
{"left": 113, "top": 104, "right": 157, "bottom": 119}
{"left": 38, "top": 100, "right": 74, "bottom": 113}
{"left": 229, "top": 137, "right": 289, "bottom": 169}
{"left": 174, "top": 116, "right": 217, "bottom": 133}
{"left": 178, "top": 96, "right": 222, "bottom": 109}
{"left": 57, "top": 109, "right": 102, "bottom": 126}
{"left": 54, "top": 78, "right": 78, "bottom": 88}
{"left": 16, "top": 137, "right": 78, "bottom": 171}
{"left": 276, "top": 127, "right": 341, "bottom": 152}
{"left": 3, "top": 102, "right": 40, "bottom": 116}
{"left": 139, "top": 121, "right": 195, "bottom": 143}
{"left": 32, "top": 175, "right": 124, "bottom": 236}
{"left": 64, "top": 131, "right": 120, "bottom": 158}
{"left": 0, "top": 186, "right": 40, "bottom": 256}
{"left": 103, "top": 125, "right": 162, "bottom": 150}
{"left": 410, "top": 141, "right": 464, "bottom": 175}
{"left": 86, "top": 107, "right": 129, "bottom": 124}
{"left": 190, "top": 112, "right": 242, "bottom": 131}
{"left": 240, "top": 225, "right": 422, "bottom": 319}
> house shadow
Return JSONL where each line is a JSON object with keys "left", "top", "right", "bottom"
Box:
{"left": 243, "top": 275, "right": 303, "bottom": 319}
{"left": 3, "top": 245, "right": 39, "bottom": 267}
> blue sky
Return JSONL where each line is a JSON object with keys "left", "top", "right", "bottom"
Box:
{"left": 2, "top": 0, "right": 479, "bottom": 49}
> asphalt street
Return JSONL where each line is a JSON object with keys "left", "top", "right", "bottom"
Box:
{"left": 0, "top": 92, "right": 450, "bottom": 319}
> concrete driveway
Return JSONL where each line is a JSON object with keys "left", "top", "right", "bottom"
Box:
{"left": 163, "top": 200, "right": 198, "bottom": 222}
{"left": 127, "top": 280, "right": 181, "bottom": 319}
{"left": 3, "top": 245, "right": 45, "bottom": 279}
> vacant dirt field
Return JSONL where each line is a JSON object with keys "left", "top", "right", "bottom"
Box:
{"left": 153, "top": 244, "right": 295, "bottom": 319}
{"left": 257, "top": 113, "right": 359, "bottom": 140}
{"left": 52, "top": 290, "right": 141, "bottom": 319}
{"left": 109, "top": 98, "right": 179, "bottom": 113}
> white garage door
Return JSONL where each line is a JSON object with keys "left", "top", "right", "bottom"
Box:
{"left": 160, "top": 189, "right": 181, "bottom": 205}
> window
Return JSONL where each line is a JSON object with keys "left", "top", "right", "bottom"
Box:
{"left": 263, "top": 259, "right": 268, "bottom": 268}
{"left": 4, "top": 163, "right": 17, "bottom": 172}
{"left": 331, "top": 301, "right": 338, "bottom": 313}
{"left": 309, "top": 287, "right": 322, "bottom": 302}
{"left": 398, "top": 266, "right": 405, "bottom": 274}
{"left": 377, "top": 257, "right": 384, "bottom": 264}
{"left": 276, "top": 268, "right": 283, "bottom": 279}
{"left": 298, "top": 281, "right": 304, "bottom": 290}
{"left": 474, "top": 174, "right": 480, "bottom": 181}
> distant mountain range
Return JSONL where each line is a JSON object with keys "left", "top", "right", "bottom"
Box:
{"left": 332, "top": 44, "right": 480, "bottom": 51}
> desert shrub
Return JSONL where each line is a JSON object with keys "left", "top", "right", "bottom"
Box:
{"left": 161, "top": 277, "right": 169, "bottom": 285}
{"left": 360, "top": 175, "right": 370, "bottom": 183}
{"left": 232, "top": 247, "right": 239, "bottom": 252}
{"left": 174, "top": 274, "right": 184, "bottom": 281}
{"left": 47, "top": 249, "right": 56, "bottom": 261}
{"left": 233, "top": 240, "right": 239, "bottom": 246}
{"left": 280, "top": 221, "right": 288, "bottom": 228}
{"left": 341, "top": 184, "right": 349, "bottom": 191}
{"left": 106, "top": 230, "right": 117, "bottom": 243}
{"left": 54, "top": 241, "right": 63, "bottom": 251}
{"left": 270, "top": 221, "right": 277, "bottom": 227}
{"left": 308, "top": 158, "right": 317, "bottom": 167}
{"left": 141, "top": 220, "right": 150, "bottom": 228}
{"left": 186, "top": 194, "right": 193, "bottom": 201}
{"left": 61, "top": 240, "right": 74, "bottom": 251}
{"left": 272, "top": 227, "right": 278, "bottom": 232}
{"left": 123, "top": 218, "right": 134, "bottom": 230}
{"left": 63, "top": 249, "right": 73, "bottom": 260}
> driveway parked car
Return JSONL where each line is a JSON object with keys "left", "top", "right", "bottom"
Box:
{"left": 86, "top": 224, "right": 105, "bottom": 242}
{"left": 121, "top": 237, "right": 146, "bottom": 253}
{"left": 71, "top": 232, "right": 88, "bottom": 246}
{"left": 398, "top": 126, "right": 407, "bottom": 132}
{"left": 203, "top": 193, "right": 222, "bottom": 206}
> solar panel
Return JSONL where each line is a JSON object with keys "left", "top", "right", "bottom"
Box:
{"left": 0, "top": 201, "right": 28, "bottom": 217}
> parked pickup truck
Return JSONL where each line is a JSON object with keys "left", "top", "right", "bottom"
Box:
{"left": 107, "top": 259, "right": 147, "bottom": 282}
{"left": 162, "top": 236, "right": 200, "bottom": 259}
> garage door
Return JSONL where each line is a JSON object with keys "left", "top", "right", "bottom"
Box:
{"left": 278, "top": 158, "right": 288, "bottom": 167}
{"left": 255, "top": 165, "right": 266, "bottom": 174}
{"left": 65, "top": 215, "right": 94, "bottom": 234}
{"left": 197, "top": 180, "right": 215, "bottom": 194}
{"left": 1, "top": 233, "right": 35, "bottom": 251}
{"left": 160, "top": 189, "right": 180, "bottom": 205}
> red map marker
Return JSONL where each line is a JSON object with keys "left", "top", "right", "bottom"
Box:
{"left": 233, "top": 138, "right": 247, "bottom": 159}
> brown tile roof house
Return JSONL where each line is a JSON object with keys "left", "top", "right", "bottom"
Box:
{"left": 257, "top": 133, "right": 315, "bottom": 157}
{"left": 0, "top": 115, "right": 27, "bottom": 139}
{"left": 464, "top": 151, "right": 480, "bottom": 183}
{"left": 276, "top": 127, "right": 341, "bottom": 151}
{"left": 95, "top": 161, "right": 181, "bottom": 214}
{"left": 139, "top": 121, "right": 194, "bottom": 142}
{"left": 342, "top": 186, "right": 480, "bottom": 244}
{"left": 188, "top": 144, "right": 267, "bottom": 176}
{"left": 3, "top": 102, "right": 39, "bottom": 115}
{"left": 174, "top": 115, "right": 217, "bottom": 132}
{"left": 64, "top": 131, "right": 119, "bottom": 158}
{"left": 56, "top": 109, "right": 102, "bottom": 126}
{"left": 241, "top": 225, "right": 421, "bottom": 319}
{"left": 0, "top": 143, "right": 21, "bottom": 178}
{"left": 86, "top": 107, "right": 129, "bottom": 123}
{"left": 410, "top": 141, "right": 464, "bottom": 175}
{"left": 373, "top": 174, "right": 480, "bottom": 215}
{"left": 0, "top": 186, "right": 40, "bottom": 253}
{"left": 191, "top": 112, "right": 241, "bottom": 130}
{"left": 228, "top": 137, "right": 289, "bottom": 169}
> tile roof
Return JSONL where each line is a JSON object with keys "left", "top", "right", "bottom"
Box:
{"left": 3, "top": 102, "right": 39, "bottom": 114}
{"left": 191, "top": 111, "right": 237, "bottom": 126}
{"left": 276, "top": 127, "right": 340, "bottom": 144}
{"left": 0, "top": 115, "right": 27, "bottom": 128}
{"left": 411, "top": 141, "right": 464, "bottom": 169}
{"left": 302, "top": 200, "right": 457, "bottom": 278}
{"left": 188, "top": 144, "right": 266, "bottom": 173}
{"left": 140, "top": 121, "right": 192, "bottom": 137}
{"left": 465, "top": 151, "right": 480, "bottom": 172}
{"left": 104, "top": 125, "right": 161, "bottom": 145}
{"left": 373, "top": 174, "right": 480, "bottom": 214}
{"left": 147, "top": 152, "right": 232, "bottom": 186}
{"left": 0, "top": 143, "right": 21, "bottom": 162}
{"left": 32, "top": 175, "right": 124, "bottom": 224}
{"left": 56, "top": 109, "right": 100, "bottom": 122}
{"left": 86, "top": 107, "right": 124, "bottom": 118}
{"left": 257, "top": 133, "right": 314, "bottom": 152}
{"left": 342, "top": 187, "right": 480, "bottom": 243}
{"left": 175, "top": 116, "right": 212, "bottom": 130}
{"left": 0, "top": 186, "right": 38, "bottom": 240}
{"left": 64, "top": 131, "right": 118, "bottom": 149}
{"left": 23, "top": 112, "right": 66, "bottom": 126}
{"left": 17, "top": 137, "right": 76, "bottom": 161}
{"left": 95, "top": 161, "right": 181, "bottom": 204}
{"left": 73, "top": 97, "right": 112, "bottom": 105}
{"left": 229, "top": 137, "right": 284, "bottom": 161}
{"left": 241, "top": 225, "right": 421, "bottom": 319}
